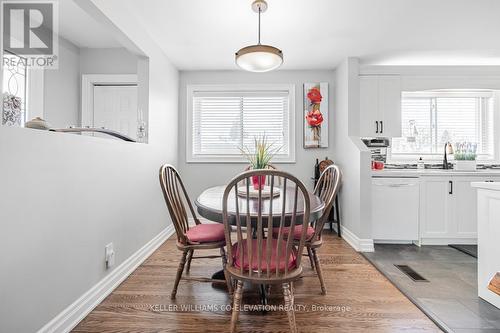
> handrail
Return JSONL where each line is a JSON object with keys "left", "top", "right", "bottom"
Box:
{"left": 49, "top": 127, "right": 136, "bottom": 142}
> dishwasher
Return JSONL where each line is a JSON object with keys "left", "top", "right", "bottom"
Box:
{"left": 372, "top": 177, "right": 420, "bottom": 243}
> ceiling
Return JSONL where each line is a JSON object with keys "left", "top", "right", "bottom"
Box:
{"left": 58, "top": 0, "right": 122, "bottom": 48}
{"left": 120, "top": 0, "right": 500, "bottom": 70}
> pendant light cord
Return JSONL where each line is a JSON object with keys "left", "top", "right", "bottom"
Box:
{"left": 258, "top": 6, "right": 261, "bottom": 45}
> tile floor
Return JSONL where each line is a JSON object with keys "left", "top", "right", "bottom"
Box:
{"left": 364, "top": 244, "right": 500, "bottom": 333}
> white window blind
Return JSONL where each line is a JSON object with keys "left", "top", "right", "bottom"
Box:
{"left": 188, "top": 86, "right": 294, "bottom": 162}
{"left": 391, "top": 91, "right": 496, "bottom": 161}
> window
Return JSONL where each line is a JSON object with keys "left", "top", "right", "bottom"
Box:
{"left": 187, "top": 85, "right": 295, "bottom": 163}
{"left": 390, "top": 91, "right": 498, "bottom": 162}
{"left": 2, "top": 51, "right": 27, "bottom": 126}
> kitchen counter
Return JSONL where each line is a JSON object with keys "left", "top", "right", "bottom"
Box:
{"left": 471, "top": 182, "right": 500, "bottom": 191}
{"left": 372, "top": 169, "right": 500, "bottom": 178}
{"left": 472, "top": 182, "right": 500, "bottom": 309}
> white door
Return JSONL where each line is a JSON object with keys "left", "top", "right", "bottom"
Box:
{"left": 378, "top": 75, "right": 401, "bottom": 137}
{"left": 420, "top": 178, "right": 453, "bottom": 239}
{"left": 452, "top": 176, "right": 500, "bottom": 239}
{"left": 359, "top": 75, "right": 380, "bottom": 137}
{"left": 452, "top": 178, "right": 479, "bottom": 238}
{"left": 93, "top": 85, "right": 138, "bottom": 140}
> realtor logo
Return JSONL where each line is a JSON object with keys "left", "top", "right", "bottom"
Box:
{"left": 1, "top": 1, "right": 58, "bottom": 68}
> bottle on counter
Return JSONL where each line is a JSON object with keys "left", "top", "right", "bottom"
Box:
{"left": 417, "top": 157, "right": 425, "bottom": 170}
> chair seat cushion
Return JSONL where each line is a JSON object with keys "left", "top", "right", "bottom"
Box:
{"left": 272, "top": 225, "right": 315, "bottom": 241}
{"left": 186, "top": 223, "right": 226, "bottom": 243}
{"left": 232, "top": 239, "right": 297, "bottom": 272}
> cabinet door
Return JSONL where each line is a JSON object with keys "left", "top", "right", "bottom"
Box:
{"left": 420, "top": 178, "right": 453, "bottom": 239}
{"left": 359, "top": 76, "right": 380, "bottom": 137}
{"left": 451, "top": 178, "right": 478, "bottom": 238}
{"left": 451, "top": 176, "right": 500, "bottom": 239}
{"left": 378, "top": 76, "right": 401, "bottom": 137}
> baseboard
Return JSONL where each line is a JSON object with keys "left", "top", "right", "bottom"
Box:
{"left": 37, "top": 224, "right": 175, "bottom": 333}
{"left": 340, "top": 225, "right": 374, "bottom": 252}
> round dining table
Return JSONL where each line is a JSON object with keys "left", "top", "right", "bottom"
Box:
{"left": 195, "top": 185, "right": 324, "bottom": 309}
{"left": 195, "top": 185, "right": 325, "bottom": 225}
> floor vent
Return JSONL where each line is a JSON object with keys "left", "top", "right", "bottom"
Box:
{"left": 394, "top": 265, "right": 429, "bottom": 282}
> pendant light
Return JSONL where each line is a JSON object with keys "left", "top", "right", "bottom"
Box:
{"left": 235, "top": 0, "right": 283, "bottom": 72}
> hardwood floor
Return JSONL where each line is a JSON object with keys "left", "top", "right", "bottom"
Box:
{"left": 73, "top": 231, "right": 441, "bottom": 332}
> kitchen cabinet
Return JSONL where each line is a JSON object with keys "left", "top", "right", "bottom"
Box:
{"left": 419, "top": 178, "right": 453, "bottom": 240}
{"left": 372, "top": 177, "right": 419, "bottom": 242}
{"left": 419, "top": 175, "right": 500, "bottom": 244}
{"left": 359, "top": 75, "right": 402, "bottom": 138}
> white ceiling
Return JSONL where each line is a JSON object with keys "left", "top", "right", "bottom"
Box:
{"left": 58, "top": 0, "right": 122, "bottom": 48}
{"left": 121, "top": 0, "right": 500, "bottom": 70}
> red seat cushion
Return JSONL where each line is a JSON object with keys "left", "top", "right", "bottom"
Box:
{"left": 186, "top": 223, "right": 226, "bottom": 243}
{"left": 272, "top": 225, "right": 315, "bottom": 241}
{"left": 232, "top": 239, "right": 297, "bottom": 272}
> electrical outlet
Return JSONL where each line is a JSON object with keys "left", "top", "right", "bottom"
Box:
{"left": 105, "top": 243, "right": 115, "bottom": 269}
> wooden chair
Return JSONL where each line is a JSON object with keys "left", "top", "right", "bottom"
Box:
{"left": 159, "top": 164, "right": 232, "bottom": 299}
{"left": 273, "top": 164, "right": 341, "bottom": 294}
{"left": 222, "top": 169, "right": 311, "bottom": 333}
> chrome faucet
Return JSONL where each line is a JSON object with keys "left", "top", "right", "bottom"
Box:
{"left": 443, "top": 142, "right": 454, "bottom": 169}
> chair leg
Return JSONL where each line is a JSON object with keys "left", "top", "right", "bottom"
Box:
{"left": 306, "top": 247, "right": 315, "bottom": 270}
{"left": 185, "top": 249, "right": 194, "bottom": 273}
{"left": 220, "top": 247, "right": 233, "bottom": 295}
{"left": 335, "top": 196, "right": 341, "bottom": 238}
{"left": 282, "top": 282, "right": 297, "bottom": 333}
{"left": 230, "top": 280, "right": 244, "bottom": 333}
{"left": 171, "top": 250, "right": 188, "bottom": 299}
{"left": 312, "top": 248, "right": 326, "bottom": 295}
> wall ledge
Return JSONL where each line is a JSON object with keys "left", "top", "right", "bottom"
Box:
{"left": 37, "top": 225, "right": 175, "bottom": 333}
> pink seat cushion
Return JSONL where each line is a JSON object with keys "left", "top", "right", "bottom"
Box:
{"left": 185, "top": 223, "right": 226, "bottom": 243}
{"left": 232, "top": 239, "right": 297, "bottom": 272}
{"left": 272, "top": 225, "right": 315, "bottom": 241}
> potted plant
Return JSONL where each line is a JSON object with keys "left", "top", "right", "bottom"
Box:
{"left": 239, "top": 135, "right": 281, "bottom": 190}
{"left": 454, "top": 142, "right": 477, "bottom": 171}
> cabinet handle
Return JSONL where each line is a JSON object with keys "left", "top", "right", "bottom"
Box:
{"left": 375, "top": 121, "right": 379, "bottom": 134}
{"left": 380, "top": 121, "right": 384, "bottom": 134}
{"left": 449, "top": 180, "right": 453, "bottom": 195}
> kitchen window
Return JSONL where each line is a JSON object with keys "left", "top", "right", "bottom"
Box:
{"left": 389, "top": 91, "right": 498, "bottom": 162}
{"left": 186, "top": 84, "right": 295, "bottom": 163}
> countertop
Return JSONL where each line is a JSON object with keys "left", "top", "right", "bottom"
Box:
{"left": 471, "top": 182, "right": 500, "bottom": 190}
{"left": 372, "top": 169, "right": 500, "bottom": 178}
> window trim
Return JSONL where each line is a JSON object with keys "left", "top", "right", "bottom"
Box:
{"left": 387, "top": 90, "right": 500, "bottom": 164}
{"left": 186, "top": 84, "right": 296, "bottom": 164}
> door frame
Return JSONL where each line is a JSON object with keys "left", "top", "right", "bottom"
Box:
{"left": 81, "top": 74, "right": 138, "bottom": 128}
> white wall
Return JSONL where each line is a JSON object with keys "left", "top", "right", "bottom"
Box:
{"left": 178, "top": 70, "right": 336, "bottom": 197}
{"left": 42, "top": 41, "right": 140, "bottom": 129}
{"left": 0, "top": 0, "right": 178, "bottom": 332}
{"left": 43, "top": 37, "right": 80, "bottom": 128}
{"left": 333, "top": 58, "right": 372, "bottom": 242}
{"left": 80, "top": 47, "right": 139, "bottom": 75}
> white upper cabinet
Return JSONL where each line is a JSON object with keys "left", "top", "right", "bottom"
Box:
{"left": 359, "top": 75, "right": 402, "bottom": 137}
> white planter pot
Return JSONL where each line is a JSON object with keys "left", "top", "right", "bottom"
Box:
{"left": 455, "top": 160, "right": 477, "bottom": 171}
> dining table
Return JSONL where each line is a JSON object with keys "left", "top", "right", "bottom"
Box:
{"left": 195, "top": 184, "right": 325, "bottom": 308}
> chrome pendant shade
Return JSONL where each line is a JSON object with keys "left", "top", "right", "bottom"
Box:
{"left": 235, "top": 0, "right": 283, "bottom": 72}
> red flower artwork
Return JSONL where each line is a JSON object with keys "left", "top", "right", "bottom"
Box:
{"left": 307, "top": 87, "right": 322, "bottom": 104}
{"left": 306, "top": 110, "right": 324, "bottom": 127}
